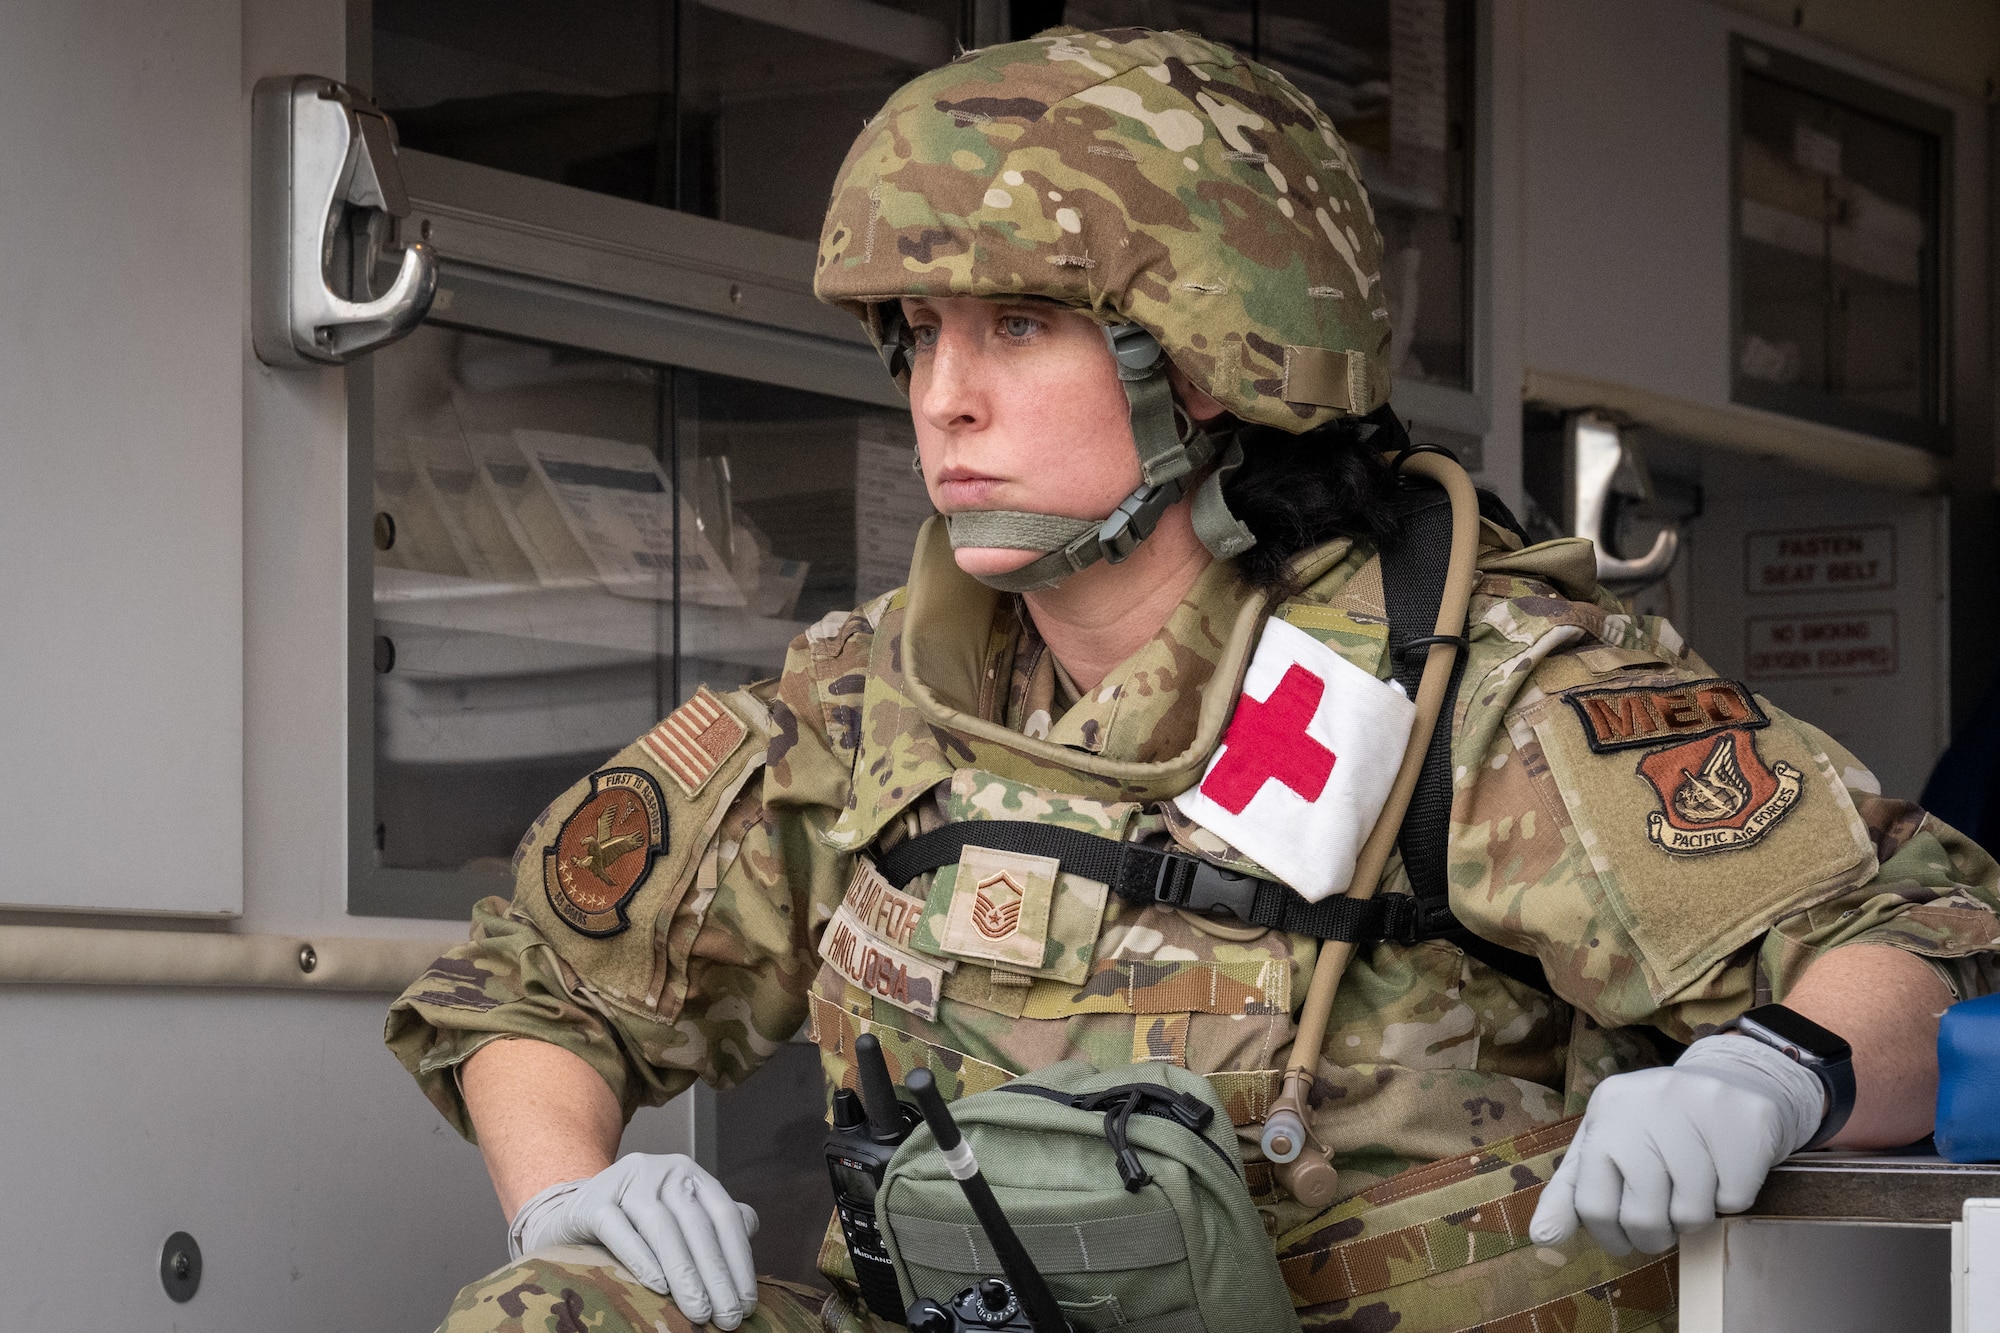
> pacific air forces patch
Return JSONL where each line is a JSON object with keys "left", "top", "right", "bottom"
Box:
{"left": 545, "top": 767, "right": 666, "bottom": 937}
{"left": 1636, "top": 729, "right": 1803, "bottom": 855}
{"left": 1562, "top": 678, "right": 1801, "bottom": 856}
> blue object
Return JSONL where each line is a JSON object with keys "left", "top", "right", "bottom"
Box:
{"left": 1921, "top": 663, "right": 2000, "bottom": 860}
{"left": 1936, "top": 992, "right": 2000, "bottom": 1161}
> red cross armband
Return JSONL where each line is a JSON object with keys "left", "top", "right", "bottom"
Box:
{"left": 1174, "top": 618, "right": 1417, "bottom": 902}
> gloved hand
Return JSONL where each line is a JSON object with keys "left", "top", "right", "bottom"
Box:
{"left": 509, "top": 1154, "right": 762, "bottom": 1329}
{"left": 1529, "top": 1034, "right": 1827, "bottom": 1255}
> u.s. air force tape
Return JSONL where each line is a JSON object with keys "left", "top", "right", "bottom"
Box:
{"left": 819, "top": 901, "right": 948, "bottom": 1020}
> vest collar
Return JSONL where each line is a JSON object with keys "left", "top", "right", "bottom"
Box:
{"left": 824, "top": 519, "right": 1357, "bottom": 851}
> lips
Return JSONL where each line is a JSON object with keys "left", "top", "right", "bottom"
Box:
{"left": 932, "top": 466, "right": 1007, "bottom": 509}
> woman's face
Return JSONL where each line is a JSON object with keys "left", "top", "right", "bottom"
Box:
{"left": 901, "top": 295, "right": 1139, "bottom": 579}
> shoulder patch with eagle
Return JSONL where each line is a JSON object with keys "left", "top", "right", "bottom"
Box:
{"left": 544, "top": 767, "right": 666, "bottom": 936}
{"left": 1635, "top": 728, "right": 1803, "bottom": 856}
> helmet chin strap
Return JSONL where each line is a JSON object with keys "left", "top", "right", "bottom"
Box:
{"left": 944, "top": 324, "right": 1257, "bottom": 593}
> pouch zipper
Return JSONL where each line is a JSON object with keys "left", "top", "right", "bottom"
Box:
{"left": 997, "top": 1082, "right": 1239, "bottom": 1191}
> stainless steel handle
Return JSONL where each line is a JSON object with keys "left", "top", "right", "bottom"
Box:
{"left": 1568, "top": 412, "right": 1681, "bottom": 588}
{"left": 252, "top": 75, "right": 437, "bottom": 368}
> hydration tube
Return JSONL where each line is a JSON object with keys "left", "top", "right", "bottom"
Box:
{"left": 1258, "top": 448, "right": 1483, "bottom": 1208}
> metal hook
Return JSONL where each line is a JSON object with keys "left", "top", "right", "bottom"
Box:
{"left": 252, "top": 76, "right": 437, "bottom": 368}
{"left": 1568, "top": 413, "right": 1680, "bottom": 590}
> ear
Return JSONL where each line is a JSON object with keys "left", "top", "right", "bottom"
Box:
{"left": 1166, "top": 364, "right": 1228, "bottom": 424}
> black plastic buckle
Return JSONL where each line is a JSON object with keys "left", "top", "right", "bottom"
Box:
{"left": 1380, "top": 896, "right": 1424, "bottom": 946}
{"left": 1413, "top": 896, "right": 1462, "bottom": 938}
{"left": 1149, "top": 851, "right": 1261, "bottom": 924}
{"left": 1098, "top": 479, "right": 1186, "bottom": 563}
{"left": 1380, "top": 896, "right": 1460, "bottom": 945}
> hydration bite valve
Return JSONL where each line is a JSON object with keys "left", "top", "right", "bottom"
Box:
{"left": 1260, "top": 1108, "right": 1307, "bottom": 1164}
{"left": 1261, "top": 1076, "right": 1339, "bottom": 1207}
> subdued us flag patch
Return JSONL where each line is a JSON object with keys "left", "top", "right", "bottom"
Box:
{"left": 641, "top": 685, "right": 748, "bottom": 797}
{"left": 1174, "top": 617, "right": 1416, "bottom": 902}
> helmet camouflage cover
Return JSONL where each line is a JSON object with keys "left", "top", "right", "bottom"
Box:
{"left": 814, "top": 25, "right": 1391, "bottom": 433}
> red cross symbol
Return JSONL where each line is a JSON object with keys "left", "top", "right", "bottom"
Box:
{"left": 1200, "top": 664, "right": 1337, "bottom": 815}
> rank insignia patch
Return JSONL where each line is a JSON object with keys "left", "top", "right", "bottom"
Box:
{"left": 641, "top": 686, "right": 748, "bottom": 797}
{"left": 940, "top": 845, "right": 1057, "bottom": 969}
{"left": 971, "top": 871, "right": 1025, "bottom": 941}
{"left": 1565, "top": 677, "right": 1769, "bottom": 754}
{"left": 1636, "top": 729, "right": 1802, "bottom": 856}
{"left": 544, "top": 767, "right": 666, "bottom": 936}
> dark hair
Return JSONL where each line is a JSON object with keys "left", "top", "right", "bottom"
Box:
{"left": 1219, "top": 408, "right": 1405, "bottom": 592}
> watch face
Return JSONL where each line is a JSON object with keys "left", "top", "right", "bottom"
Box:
{"left": 1738, "top": 1004, "right": 1853, "bottom": 1065}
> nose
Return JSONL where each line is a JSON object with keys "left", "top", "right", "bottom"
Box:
{"left": 912, "top": 322, "right": 989, "bottom": 436}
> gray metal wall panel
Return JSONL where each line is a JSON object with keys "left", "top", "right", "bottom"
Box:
{"left": 0, "top": 987, "right": 699, "bottom": 1330}
{"left": 0, "top": 1, "right": 245, "bottom": 914}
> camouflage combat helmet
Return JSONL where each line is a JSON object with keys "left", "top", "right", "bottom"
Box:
{"left": 814, "top": 25, "right": 1390, "bottom": 591}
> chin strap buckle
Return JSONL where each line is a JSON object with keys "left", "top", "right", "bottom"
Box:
{"left": 1105, "top": 322, "right": 1167, "bottom": 379}
{"left": 1097, "top": 479, "right": 1187, "bottom": 563}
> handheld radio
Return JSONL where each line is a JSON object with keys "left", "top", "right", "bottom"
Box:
{"left": 824, "top": 1033, "right": 918, "bottom": 1322}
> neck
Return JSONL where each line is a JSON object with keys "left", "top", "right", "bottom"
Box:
{"left": 1019, "top": 498, "right": 1212, "bottom": 694}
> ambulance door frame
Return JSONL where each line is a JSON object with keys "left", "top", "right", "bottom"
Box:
{"left": 345, "top": 151, "right": 901, "bottom": 921}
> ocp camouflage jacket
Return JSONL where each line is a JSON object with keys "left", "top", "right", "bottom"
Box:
{"left": 387, "top": 516, "right": 2000, "bottom": 1286}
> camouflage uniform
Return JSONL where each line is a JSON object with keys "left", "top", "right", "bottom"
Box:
{"left": 390, "top": 26, "right": 2000, "bottom": 1333}
{"left": 393, "top": 519, "right": 2000, "bottom": 1333}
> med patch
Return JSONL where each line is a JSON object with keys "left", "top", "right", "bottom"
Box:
{"left": 544, "top": 767, "right": 666, "bottom": 937}
{"left": 1563, "top": 678, "right": 1768, "bottom": 754}
{"left": 1531, "top": 679, "right": 1875, "bottom": 997}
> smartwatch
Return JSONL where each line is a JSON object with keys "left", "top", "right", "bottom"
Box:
{"left": 1719, "top": 1003, "right": 1857, "bottom": 1150}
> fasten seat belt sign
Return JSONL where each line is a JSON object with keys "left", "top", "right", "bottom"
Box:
{"left": 1175, "top": 618, "right": 1416, "bottom": 902}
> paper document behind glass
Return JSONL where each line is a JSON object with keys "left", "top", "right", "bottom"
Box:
{"left": 411, "top": 431, "right": 538, "bottom": 585}
{"left": 375, "top": 428, "right": 471, "bottom": 578}
{"left": 515, "top": 430, "right": 744, "bottom": 606}
{"left": 463, "top": 429, "right": 597, "bottom": 589}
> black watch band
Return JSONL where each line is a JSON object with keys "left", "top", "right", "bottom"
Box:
{"left": 1720, "top": 1003, "right": 1857, "bottom": 1151}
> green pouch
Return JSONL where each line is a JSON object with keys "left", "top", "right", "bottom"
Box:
{"left": 877, "top": 1060, "right": 1301, "bottom": 1333}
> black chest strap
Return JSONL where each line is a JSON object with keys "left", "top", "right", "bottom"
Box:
{"left": 873, "top": 819, "right": 1458, "bottom": 946}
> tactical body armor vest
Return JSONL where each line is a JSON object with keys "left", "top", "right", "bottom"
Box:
{"left": 804, "top": 517, "right": 1674, "bottom": 1332}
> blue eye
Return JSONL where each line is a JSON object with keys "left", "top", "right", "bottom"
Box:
{"left": 1000, "top": 315, "right": 1041, "bottom": 338}
{"left": 909, "top": 322, "right": 939, "bottom": 348}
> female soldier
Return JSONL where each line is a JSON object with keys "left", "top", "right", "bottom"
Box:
{"left": 390, "top": 26, "right": 2000, "bottom": 1333}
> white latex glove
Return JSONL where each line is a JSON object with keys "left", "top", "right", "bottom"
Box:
{"left": 509, "top": 1154, "right": 762, "bottom": 1329}
{"left": 1529, "top": 1034, "right": 1827, "bottom": 1255}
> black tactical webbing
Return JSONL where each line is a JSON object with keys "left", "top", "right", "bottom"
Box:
{"left": 1379, "top": 482, "right": 1552, "bottom": 993}
{"left": 873, "top": 819, "right": 1450, "bottom": 945}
